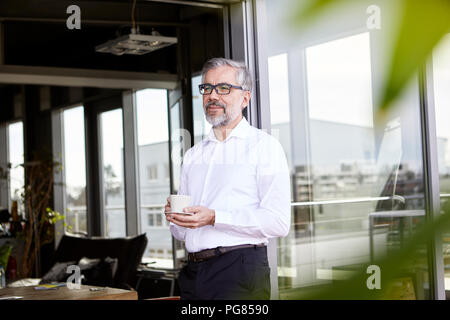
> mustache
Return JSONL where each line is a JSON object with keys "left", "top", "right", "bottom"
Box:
{"left": 205, "top": 100, "right": 226, "bottom": 109}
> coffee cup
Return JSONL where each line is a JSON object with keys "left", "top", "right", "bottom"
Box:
{"left": 169, "top": 195, "right": 192, "bottom": 214}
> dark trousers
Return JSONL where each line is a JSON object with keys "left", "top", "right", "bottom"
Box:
{"left": 178, "top": 246, "right": 271, "bottom": 300}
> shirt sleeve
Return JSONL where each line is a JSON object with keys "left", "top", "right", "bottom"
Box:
{"left": 169, "top": 154, "right": 189, "bottom": 241}
{"left": 213, "top": 136, "right": 291, "bottom": 239}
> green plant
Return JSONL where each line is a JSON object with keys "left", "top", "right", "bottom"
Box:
{"left": 15, "top": 153, "right": 66, "bottom": 278}
{"left": 0, "top": 244, "right": 12, "bottom": 269}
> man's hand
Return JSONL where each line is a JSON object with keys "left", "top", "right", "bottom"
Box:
{"left": 164, "top": 197, "right": 171, "bottom": 214}
{"left": 166, "top": 205, "right": 215, "bottom": 229}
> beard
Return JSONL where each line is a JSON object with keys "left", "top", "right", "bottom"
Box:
{"left": 205, "top": 100, "right": 241, "bottom": 128}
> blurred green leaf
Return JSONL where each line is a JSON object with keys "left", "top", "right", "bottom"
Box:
{"left": 292, "top": 201, "right": 450, "bottom": 299}
{"left": 378, "top": 0, "right": 450, "bottom": 118}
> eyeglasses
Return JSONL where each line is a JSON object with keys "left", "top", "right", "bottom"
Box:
{"left": 198, "top": 83, "right": 244, "bottom": 95}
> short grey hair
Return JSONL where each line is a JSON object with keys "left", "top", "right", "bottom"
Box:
{"left": 201, "top": 57, "right": 253, "bottom": 92}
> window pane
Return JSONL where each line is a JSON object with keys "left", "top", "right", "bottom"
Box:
{"left": 100, "top": 109, "right": 126, "bottom": 237}
{"left": 433, "top": 34, "right": 450, "bottom": 292}
{"left": 192, "top": 74, "right": 212, "bottom": 144}
{"left": 170, "top": 102, "right": 182, "bottom": 193}
{"left": 136, "top": 88, "right": 173, "bottom": 268}
{"left": 306, "top": 33, "right": 374, "bottom": 128}
{"left": 267, "top": 21, "right": 429, "bottom": 298}
{"left": 269, "top": 53, "right": 292, "bottom": 170}
{"left": 63, "top": 106, "right": 87, "bottom": 234}
{"left": 8, "top": 122, "right": 24, "bottom": 205}
{"left": 305, "top": 33, "right": 376, "bottom": 201}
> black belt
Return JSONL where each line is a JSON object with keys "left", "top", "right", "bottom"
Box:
{"left": 188, "top": 243, "right": 266, "bottom": 263}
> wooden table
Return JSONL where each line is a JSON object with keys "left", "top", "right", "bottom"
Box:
{"left": 0, "top": 284, "right": 138, "bottom": 300}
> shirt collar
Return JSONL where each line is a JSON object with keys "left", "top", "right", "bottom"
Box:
{"left": 206, "top": 117, "right": 251, "bottom": 143}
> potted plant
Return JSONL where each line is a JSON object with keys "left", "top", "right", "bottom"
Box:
{"left": 13, "top": 152, "right": 65, "bottom": 278}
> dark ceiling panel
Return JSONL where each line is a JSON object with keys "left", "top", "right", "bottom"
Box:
{"left": 0, "top": 0, "right": 225, "bottom": 78}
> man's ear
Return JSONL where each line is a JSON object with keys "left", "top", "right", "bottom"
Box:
{"left": 241, "top": 90, "right": 251, "bottom": 109}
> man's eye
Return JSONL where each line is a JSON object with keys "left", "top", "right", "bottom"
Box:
{"left": 203, "top": 85, "right": 212, "bottom": 91}
{"left": 217, "top": 84, "right": 230, "bottom": 90}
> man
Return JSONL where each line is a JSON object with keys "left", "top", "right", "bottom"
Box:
{"left": 165, "top": 57, "right": 290, "bottom": 300}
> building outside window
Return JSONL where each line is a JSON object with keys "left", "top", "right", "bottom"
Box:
{"left": 147, "top": 165, "right": 158, "bottom": 181}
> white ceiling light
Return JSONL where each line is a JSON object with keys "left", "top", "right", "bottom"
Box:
{"left": 95, "top": 0, "right": 177, "bottom": 56}
{"left": 95, "top": 28, "right": 177, "bottom": 56}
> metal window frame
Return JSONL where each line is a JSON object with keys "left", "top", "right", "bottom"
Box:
{"left": 420, "top": 58, "right": 446, "bottom": 300}
{"left": 51, "top": 109, "right": 65, "bottom": 247}
{"left": 0, "top": 124, "right": 9, "bottom": 210}
{"left": 122, "top": 90, "right": 140, "bottom": 236}
{"left": 51, "top": 104, "right": 89, "bottom": 244}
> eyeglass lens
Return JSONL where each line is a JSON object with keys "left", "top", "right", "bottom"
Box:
{"left": 200, "top": 84, "right": 232, "bottom": 95}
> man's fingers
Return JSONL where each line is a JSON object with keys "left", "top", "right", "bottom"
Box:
{"left": 168, "top": 216, "right": 197, "bottom": 228}
{"left": 184, "top": 206, "right": 200, "bottom": 213}
{"left": 171, "top": 213, "right": 195, "bottom": 222}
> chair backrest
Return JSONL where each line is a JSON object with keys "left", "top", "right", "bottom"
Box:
{"left": 54, "top": 233, "right": 148, "bottom": 288}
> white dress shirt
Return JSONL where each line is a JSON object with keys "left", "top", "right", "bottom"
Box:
{"left": 170, "top": 117, "right": 291, "bottom": 253}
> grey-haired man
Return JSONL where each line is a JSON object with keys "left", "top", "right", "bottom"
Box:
{"left": 165, "top": 57, "right": 290, "bottom": 300}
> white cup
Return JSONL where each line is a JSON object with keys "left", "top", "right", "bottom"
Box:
{"left": 169, "top": 195, "right": 192, "bottom": 213}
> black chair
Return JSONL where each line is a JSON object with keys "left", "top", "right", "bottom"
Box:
{"left": 51, "top": 233, "right": 148, "bottom": 290}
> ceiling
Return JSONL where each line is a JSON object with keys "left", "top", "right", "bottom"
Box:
{"left": 0, "top": 0, "right": 228, "bottom": 74}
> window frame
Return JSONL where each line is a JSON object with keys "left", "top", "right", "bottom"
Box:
{"left": 52, "top": 104, "right": 89, "bottom": 244}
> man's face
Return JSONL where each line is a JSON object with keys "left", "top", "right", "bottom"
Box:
{"left": 202, "top": 65, "right": 250, "bottom": 128}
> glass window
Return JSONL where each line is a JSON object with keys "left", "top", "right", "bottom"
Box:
{"left": 62, "top": 106, "right": 87, "bottom": 234}
{"left": 147, "top": 165, "right": 158, "bottom": 181}
{"left": 148, "top": 214, "right": 154, "bottom": 226}
{"left": 100, "top": 109, "right": 126, "bottom": 237}
{"left": 7, "top": 121, "right": 24, "bottom": 210}
{"left": 433, "top": 34, "right": 450, "bottom": 293}
{"left": 192, "top": 74, "right": 212, "bottom": 144}
{"left": 135, "top": 88, "right": 173, "bottom": 268}
{"left": 265, "top": 0, "right": 430, "bottom": 299}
